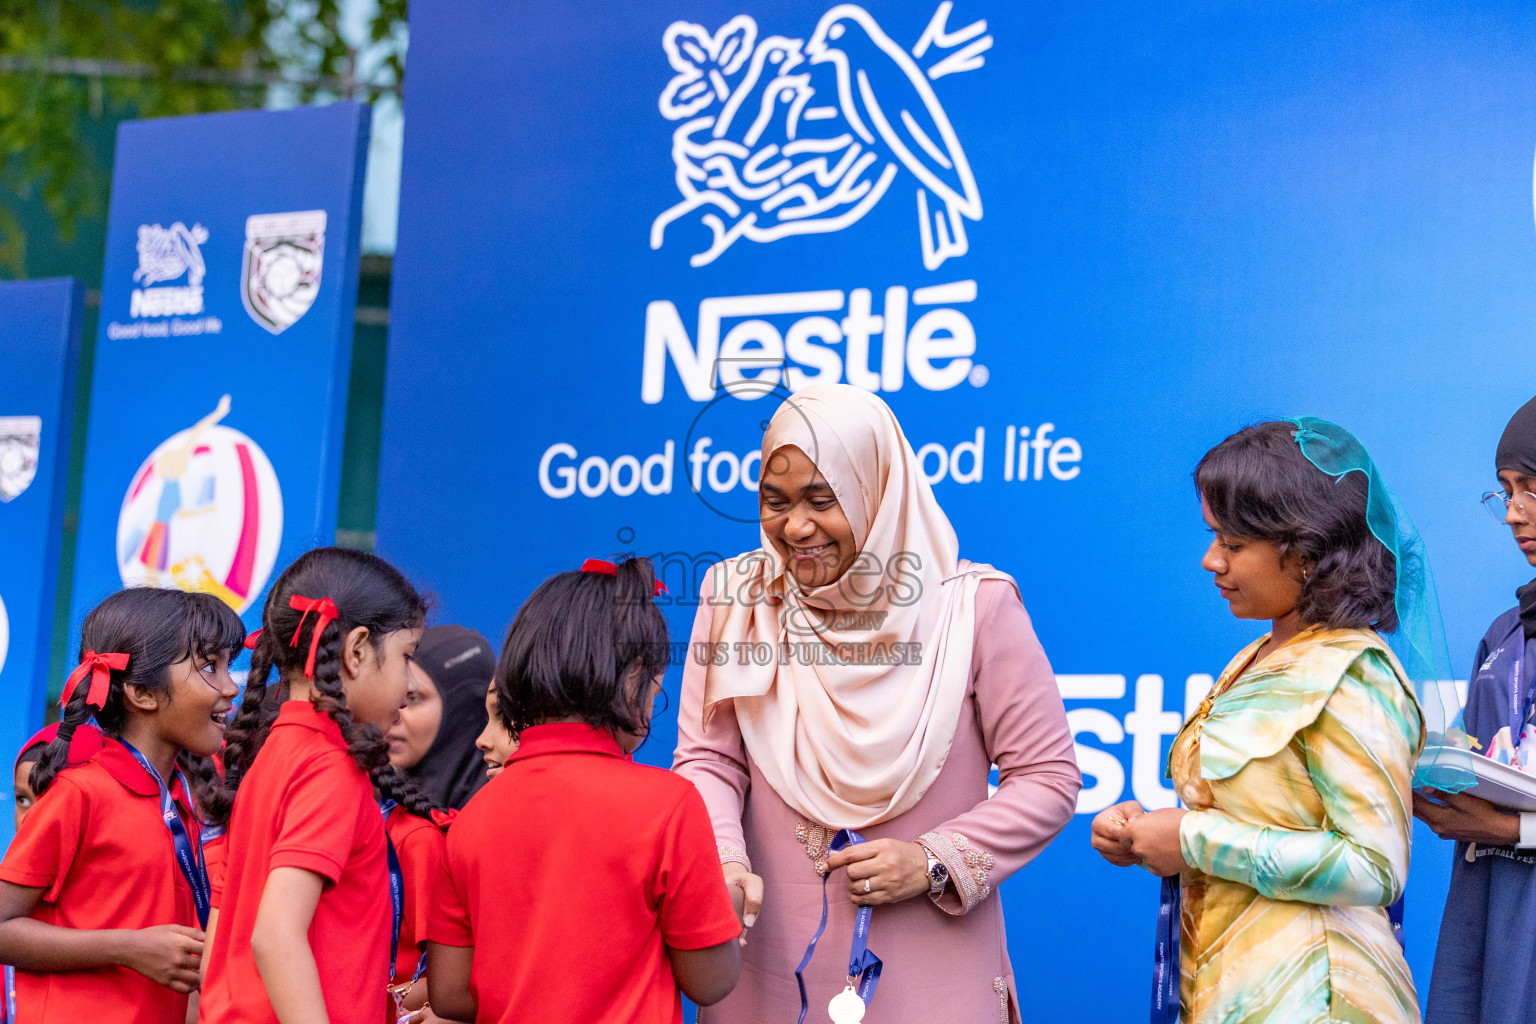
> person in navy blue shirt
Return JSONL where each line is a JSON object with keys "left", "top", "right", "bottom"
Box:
{"left": 1419, "top": 394, "right": 1536, "bottom": 1024}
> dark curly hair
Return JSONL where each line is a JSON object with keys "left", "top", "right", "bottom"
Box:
{"left": 1195, "top": 421, "right": 1399, "bottom": 632}
{"left": 202, "top": 547, "right": 441, "bottom": 827}
{"left": 495, "top": 557, "right": 671, "bottom": 741}
{"left": 32, "top": 588, "right": 245, "bottom": 801}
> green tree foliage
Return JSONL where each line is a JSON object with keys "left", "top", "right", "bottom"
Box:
{"left": 0, "top": 0, "right": 405, "bottom": 276}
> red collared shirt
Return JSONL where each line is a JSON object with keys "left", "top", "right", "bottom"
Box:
{"left": 0, "top": 736, "right": 201, "bottom": 1024}
{"left": 199, "top": 701, "right": 390, "bottom": 1024}
{"left": 428, "top": 723, "right": 740, "bottom": 1024}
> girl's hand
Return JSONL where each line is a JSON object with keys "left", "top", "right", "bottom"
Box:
{"left": 825, "top": 839, "right": 930, "bottom": 906}
{"left": 1126, "top": 808, "right": 1190, "bottom": 877}
{"left": 118, "top": 923, "right": 204, "bottom": 993}
{"left": 722, "top": 862, "right": 763, "bottom": 946}
{"left": 1090, "top": 800, "right": 1145, "bottom": 867}
{"left": 1413, "top": 789, "right": 1522, "bottom": 846}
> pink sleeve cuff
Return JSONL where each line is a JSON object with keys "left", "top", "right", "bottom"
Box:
{"left": 917, "top": 831, "right": 996, "bottom": 915}
{"left": 717, "top": 842, "right": 752, "bottom": 871}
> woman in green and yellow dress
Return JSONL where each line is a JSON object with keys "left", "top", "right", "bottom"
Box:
{"left": 1091, "top": 419, "right": 1452, "bottom": 1024}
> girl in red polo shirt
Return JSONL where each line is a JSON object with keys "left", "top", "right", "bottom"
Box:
{"left": 198, "top": 547, "right": 435, "bottom": 1024}
{"left": 425, "top": 557, "right": 742, "bottom": 1024}
{"left": 0, "top": 588, "right": 244, "bottom": 1024}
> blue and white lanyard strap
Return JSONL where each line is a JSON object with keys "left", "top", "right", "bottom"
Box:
{"left": 118, "top": 740, "right": 211, "bottom": 929}
{"left": 794, "top": 828, "right": 882, "bottom": 1024}
{"left": 1509, "top": 635, "right": 1533, "bottom": 743}
{"left": 1150, "top": 874, "right": 1180, "bottom": 1024}
{"left": 4, "top": 963, "right": 14, "bottom": 1024}
{"left": 378, "top": 799, "right": 406, "bottom": 976}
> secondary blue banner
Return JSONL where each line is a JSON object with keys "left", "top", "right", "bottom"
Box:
{"left": 70, "top": 104, "right": 369, "bottom": 648}
{"left": 379, "top": 3, "right": 1536, "bottom": 1012}
{"left": 0, "top": 278, "right": 83, "bottom": 845}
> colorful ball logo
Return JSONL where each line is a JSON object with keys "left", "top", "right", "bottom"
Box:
{"left": 116, "top": 396, "right": 283, "bottom": 614}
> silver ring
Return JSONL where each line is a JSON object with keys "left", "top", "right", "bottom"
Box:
{"left": 863, "top": 879, "right": 872, "bottom": 894}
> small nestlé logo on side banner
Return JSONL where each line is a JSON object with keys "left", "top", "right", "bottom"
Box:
{"left": 651, "top": 3, "right": 992, "bottom": 271}
{"left": 116, "top": 395, "right": 284, "bottom": 615}
{"left": 131, "top": 221, "right": 207, "bottom": 316}
{"left": 242, "top": 210, "right": 326, "bottom": 335}
{"left": 109, "top": 221, "right": 223, "bottom": 340}
{"left": 0, "top": 416, "right": 41, "bottom": 502}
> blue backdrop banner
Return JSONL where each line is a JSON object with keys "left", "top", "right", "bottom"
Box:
{"left": 69, "top": 104, "right": 369, "bottom": 651}
{"left": 0, "top": 278, "right": 83, "bottom": 845}
{"left": 379, "top": 3, "right": 1536, "bottom": 1013}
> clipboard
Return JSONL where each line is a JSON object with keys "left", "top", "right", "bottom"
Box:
{"left": 1421, "top": 743, "right": 1536, "bottom": 812}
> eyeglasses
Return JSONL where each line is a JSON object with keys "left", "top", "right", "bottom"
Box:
{"left": 1481, "top": 490, "right": 1536, "bottom": 523}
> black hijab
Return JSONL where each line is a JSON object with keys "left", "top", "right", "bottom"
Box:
{"left": 407, "top": 625, "right": 493, "bottom": 809}
{"left": 1497, "top": 396, "right": 1536, "bottom": 640}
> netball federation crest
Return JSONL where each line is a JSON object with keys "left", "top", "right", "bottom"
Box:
{"left": 0, "top": 416, "right": 41, "bottom": 502}
{"left": 241, "top": 210, "right": 326, "bottom": 334}
{"left": 116, "top": 396, "right": 284, "bottom": 614}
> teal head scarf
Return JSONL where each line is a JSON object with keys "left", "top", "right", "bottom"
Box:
{"left": 1288, "top": 416, "right": 1474, "bottom": 792}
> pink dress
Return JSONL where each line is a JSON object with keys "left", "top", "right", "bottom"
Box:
{"left": 673, "top": 578, "right": 1080, "bottom": 1024}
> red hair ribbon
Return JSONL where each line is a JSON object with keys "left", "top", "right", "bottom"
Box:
{"left": 429, "top": 808, "right": 458, "bottom": 829}
{"left": 579, "top": 558, "right": 668, "bottom": 597}
{"left": 60, "top": 651, "right": 130, "bottom": 710}
{"left": 288, "top": 595, "right": 340, "bottom": 679}
{"left": 243, "top": 629, "right": 263, "bottom": 651}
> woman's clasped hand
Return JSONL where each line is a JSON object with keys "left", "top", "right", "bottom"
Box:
{"left": 1089, "top": 801, "right": 1189, "bottom": 877}
{"left": 825, "top": 839, "right": 933, "bottom": 905}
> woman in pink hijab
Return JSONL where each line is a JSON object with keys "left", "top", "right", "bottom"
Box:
{"left": 673, "top": 384, "right": 1080, "bottom": 1024}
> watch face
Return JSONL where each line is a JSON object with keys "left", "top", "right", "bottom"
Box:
{"left": 930, "top": 863, "right": 949, "bottom": 886}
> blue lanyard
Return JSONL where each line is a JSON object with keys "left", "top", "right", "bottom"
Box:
{"left": 1509, "top": 636, "right": 1532, "bottom": 741}
{"left": 4, "top": 963, "right": 14, "bottom": 1023}
{"left": 377, "top": 801, "right": 430, "bottom": 988}
{"left": 379, "top": 799, "right": 405, "bottom": 975}
{"left": 794, "top": 829, "right": 882, "bottom": 1024}
{"left": 1150, "top": 874, "right": 1180, "bottom": 1024}
{"left": 118, "top": 740, "right": 210, "bottom": 929}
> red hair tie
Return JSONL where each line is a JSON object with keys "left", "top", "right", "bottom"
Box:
{"left": 579, "top": 559, "right": 668, "bottom": 597}
{"left": 60, "top": 651, "right": 130, "bottom": 710}
{"left": 429, "top": 808, "right": 458, "bottom": 830}
{"left": 287, "top": 595, "right": 340, "bottom": 679}
{"left": 243, "top": 629, "right": 263, "bottom": 651}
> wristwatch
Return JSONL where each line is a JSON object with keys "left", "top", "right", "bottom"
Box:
{"left": 923, "top": 845, "right": 949, "bottom": 895}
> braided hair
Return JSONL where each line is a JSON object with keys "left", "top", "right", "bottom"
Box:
{"left": 32, "top": 588, "right": 245, "bottom": 796}
{"left": 201, "top": 628, "right": 284, "bottom": 825}
{"left": 208, "top": 547, "right": 441, "bottom": 826}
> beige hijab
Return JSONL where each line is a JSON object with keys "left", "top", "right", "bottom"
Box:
{"left": 704, "top": 384, "right": 1011, "bottom": 829}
